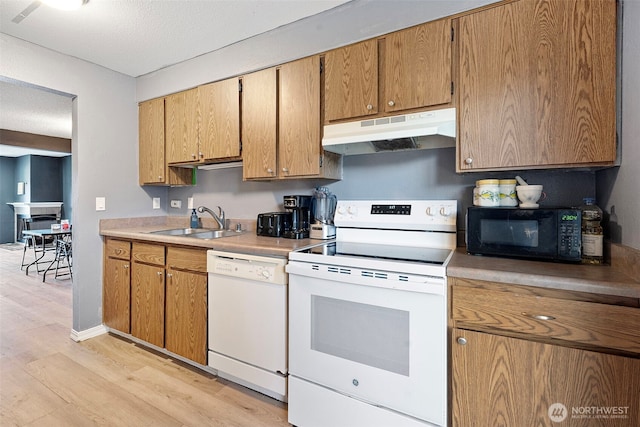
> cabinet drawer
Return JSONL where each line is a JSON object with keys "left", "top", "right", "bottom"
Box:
{"left": 452, "top": 284, "right": 640, "bottom": 355}
{"left": 167, "top": 246, "right": 207, "bottom": 273}
{"left": 105, "top": 238, "right": 131, "bottom": 260}
{"left": 132, "top": 242, "right": 165, "bottom": 266}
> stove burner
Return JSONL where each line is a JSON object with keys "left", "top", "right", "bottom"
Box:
{"left": 304, "top": 242, "right": 451, "bottom": 265}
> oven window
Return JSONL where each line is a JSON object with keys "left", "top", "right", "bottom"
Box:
{"left": 310, "top": 296, "right": 410, "bottom": 376}
{"left": 480, "top": 219, "right": 539, "bottom": 247}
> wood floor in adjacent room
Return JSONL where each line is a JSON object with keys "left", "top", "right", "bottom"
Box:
{"left": 0, "top": 245, "right": 289, "bottom": 426}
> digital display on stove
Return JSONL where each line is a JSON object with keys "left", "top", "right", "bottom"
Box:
{"left": 370, "top": 204, "right": 412, "bottom": 215}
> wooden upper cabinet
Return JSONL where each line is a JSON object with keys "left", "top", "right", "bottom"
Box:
{"left": 138, "top": 98, "right": 191, "bottom": 186}
{"left": 324, "top": 18, "right": 452, "bottom": 124}
{"left": 279, "top": 56, "right": 321, "bottom": 178}
{"left": 198, "top": 78, "right": 241, "bottom": 161}
{"left": 324, "top": 39, "right": 378, "bottom": 122}
{"left": 165, "top": 88, "right": 199, "bottom": 164}
{"left": 138, "top": 98, "right": 165, "bottom": 185}
{"left": 383, "top": 18, "right": 452, "bottom": 113}
{"left": 241, "top": 67, "right": 277, "bottom": 180}
{"left": 457, "top": 0, "right": 617, "bottom": 171}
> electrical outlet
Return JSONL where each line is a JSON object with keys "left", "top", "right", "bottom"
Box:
{"left": 170, "top": 199, "right": 182, "bottom": 209}
{"left": 153, "top": 198, "right": 160, "bottom": 209}
{"left": 96, "top": 197, "right": 106, "bottom": 211}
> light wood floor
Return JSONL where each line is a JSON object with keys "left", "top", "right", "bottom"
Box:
{"left": 0, "top": 246, "right": 289, "bottom": 426}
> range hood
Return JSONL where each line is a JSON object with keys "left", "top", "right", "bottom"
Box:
{"left": 322, "top": 107, "right": 456, "bottom": 155}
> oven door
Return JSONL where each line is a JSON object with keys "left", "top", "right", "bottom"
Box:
{"left": 287, "top": 260, "right": 446, "bottom": 426}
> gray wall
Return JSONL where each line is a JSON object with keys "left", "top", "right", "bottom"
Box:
{"left": 170, "top": 148, "right": 598, "bottom": 234}
{"left": 1, "top": 0, "right": 637, "bottom": 336}
{"left": 29, "top": 155, "right": 63, "bottom": 202}
{"left": 61, "top": 155, "right": 72, "bottom": 221}
{"left": 0, "top": 157, "right": 17, "bottom": 243}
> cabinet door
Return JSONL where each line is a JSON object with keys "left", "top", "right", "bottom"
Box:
{"left": 324, "top": 39, "right": 378, "bottom": 122}
{"left": 131, "top": 262, "right": 165, "bottom": 347}
{"left": 241, "top": 67, "right": 277, "bottom": 179}
{"left": 383, "top": 19, "right": 452, "bottom": 113}
{"left": 165, "top": 269, "right": 207, "bottom": 364}
{"left": 279, "top": 56, "right": 321, "bottom": 178}
{"left": 451, "top": 329, "right": 640, "bottom": 427}
{"left": 138, "top": 98, "right": 166, "bottom": 185}
{"left": 199, "top": 78, "right": 241, "bottom": 160}
{"left": 103, "top": 257, "right": 130, "bottom": 333}
{"left": 458, "top": 0, "right": 616, "bottom": 171}
{"left": 165, "top": 88, "right": 200, "bottom": 164}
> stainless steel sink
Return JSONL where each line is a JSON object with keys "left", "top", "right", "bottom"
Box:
{"left": 187, "top": 229, "right": 244, "bottom": 239}
{"left": 148, "top": 228, "right": 244, "bottom": 239}
{"left": 149, "top": 228, "right": 208, "bottom": 236}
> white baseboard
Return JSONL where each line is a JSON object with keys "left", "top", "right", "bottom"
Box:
{"left": 70, "top": 324, "right": 108, "bottom": 342}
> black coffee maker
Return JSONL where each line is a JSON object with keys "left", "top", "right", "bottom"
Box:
{"left": 283, "top": 195, "right": 312, "bottom": 239}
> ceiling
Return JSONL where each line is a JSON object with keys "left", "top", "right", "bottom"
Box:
{"left": 0, "top": 0, "right": 352, "bottom": 156}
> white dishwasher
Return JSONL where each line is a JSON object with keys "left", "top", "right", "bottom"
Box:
{"left": 207, "top": 249, "right": 288, "bottom": 402}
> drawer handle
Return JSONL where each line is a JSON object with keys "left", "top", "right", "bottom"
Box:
{"left": 522, "top": 312, "right": 556, "bottom": 321}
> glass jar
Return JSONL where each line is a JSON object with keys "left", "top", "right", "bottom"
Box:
{"left": 580, "top": 197, "right": 603, "bottom": 265}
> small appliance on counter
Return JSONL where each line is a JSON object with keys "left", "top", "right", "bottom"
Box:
{"left": 256, "top": 212, "right": 292, "bottom": 237}
{"left": 466, "top": 206, "right": 582, "bottom": 263}
{"left": 310, "top": 186, "right": 337, "bottom": 240}
{"left": 283, "top": 195, "right": 312, "bottom": 239}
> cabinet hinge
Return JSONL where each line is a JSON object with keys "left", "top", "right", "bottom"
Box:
{"left": 238, "top": 81, "right": 242, "bottom": 92}
{"left": 451, "top": 81, "right": 454, "bottom": 95}
{"left": 320, "top": 61, "right": 324, "bottom": 74}
{"left": 319, "top": 155, "right": 324, "bottom": 168}
{"left": 451, "top": 27, "right": 455, "bottom": 42}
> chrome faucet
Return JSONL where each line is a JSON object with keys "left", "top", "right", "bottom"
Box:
{"left": 197, "top": 205, "right": 226, "bottom": 229}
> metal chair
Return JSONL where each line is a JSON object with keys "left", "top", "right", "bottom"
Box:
{"left": 20, "top": 218, "right": 56, "bottom": 273}
{"left": 53, "top": 235, "right": 73, "bottom": 281}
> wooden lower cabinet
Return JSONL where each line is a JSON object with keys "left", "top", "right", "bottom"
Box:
{"left": 131, "top": 261, "right": 165, "bottom": 348}
{"left": 165, "top": 269, "right": 207, "bottom": 364}
{"left": 103, "top": 257, "right": 131, "bottom": 333}
{"left": 130, "top": 242, "right": 166, "bottom": 348}
{"left": 165, "top": 245, "right": 208, "bottom": 364}
{"left": 451, "top": 329, "right": 640, "bottom": 426}
{"left": 104, "top": 241, "right": 208, "bottom": 365}
{"left": 103, "top": 238, "right": 131, "bottom": 333}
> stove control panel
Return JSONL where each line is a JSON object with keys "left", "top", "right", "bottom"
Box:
{"left": 335, "top": 200, "right": 457, "bottom": 231}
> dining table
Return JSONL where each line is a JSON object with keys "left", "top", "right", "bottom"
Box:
{"left": 22, "top": 228, "right": 72, "bottom": 282}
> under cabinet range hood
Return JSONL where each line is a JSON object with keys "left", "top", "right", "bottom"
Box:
{"left": 322, "top": 107, "right": 456, "bottom": 155}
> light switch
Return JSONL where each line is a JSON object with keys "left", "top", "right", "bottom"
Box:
{"left": 188, "top": 197, "right": 194, "bottom": 210}
{"left": 96, "top": 197, "right": 106, "bottom": 211}
{"left": 153, "top": 198, "right": 160, "bottom": 209}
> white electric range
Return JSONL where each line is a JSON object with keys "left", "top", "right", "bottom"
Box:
{"left": 287, "top": 199, "right": 457, "bottom": 427}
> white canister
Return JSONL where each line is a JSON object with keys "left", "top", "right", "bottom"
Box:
{"left": 499, "top": 179, "right": 518, "bottom": 206}
{"left": 474, "top": 179, "right": 500, "bottom": 207}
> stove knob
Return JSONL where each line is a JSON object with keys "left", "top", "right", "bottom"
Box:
{"left": 261, "top": 269, "right": 271, "bottom": 279}
{"left": 337, "top": 205, "right": 346, "bottom": 215}
{"left": 347, "top": 206, "right": 358, "bottom": 215}
{"left": 426, "top": 207, "right": 435, "bottom": 216}
{"left": 440, "top": 207, "right": 451, "bottom": 217}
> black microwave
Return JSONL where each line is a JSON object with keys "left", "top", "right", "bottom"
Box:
{"left": 466, "top": 207, "right": 582, "bottom": 263}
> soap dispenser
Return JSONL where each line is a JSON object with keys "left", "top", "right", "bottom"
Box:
{"left": 190, "top": 209, "right": 199, "bottom": 229}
